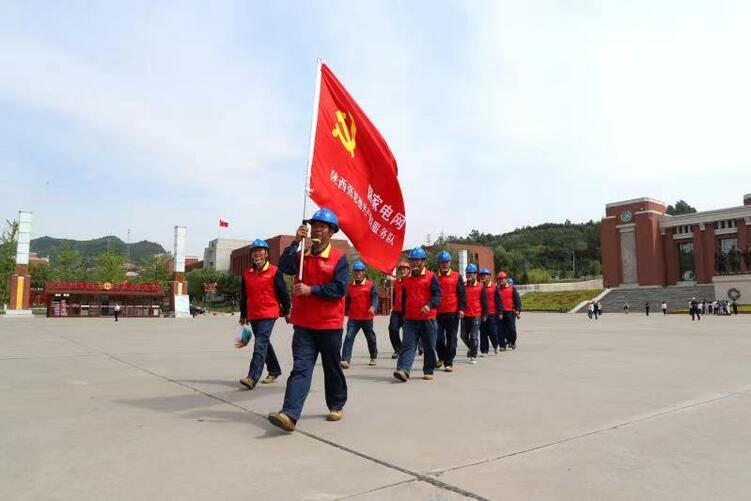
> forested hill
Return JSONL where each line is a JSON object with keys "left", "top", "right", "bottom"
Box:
{"left": 31, "top": 236, "right": 166, "bottom": 266}
{"left": 446, "top": 220, "right": 601, "bottom": 283}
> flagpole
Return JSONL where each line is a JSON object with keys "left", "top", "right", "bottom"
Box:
{"left": 299, "top": 57, "right": 323, "bottom": 281}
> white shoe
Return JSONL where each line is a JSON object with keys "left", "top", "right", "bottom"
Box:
{"left": 469, "top": 358, "right": 477, "bottom": 364}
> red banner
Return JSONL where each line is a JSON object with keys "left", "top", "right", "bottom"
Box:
{"left": 44, "top": 282, "right": 163, "bottom": 293}
{"left": 309, "top": 63, "right": 406, "bottom": 274}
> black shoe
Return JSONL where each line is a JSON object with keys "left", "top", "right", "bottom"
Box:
{"left": 391, "top": 352, "right": 399, "bottom": 359}
{"left": 509, "top": 344, "right": 516, "bottom": 350}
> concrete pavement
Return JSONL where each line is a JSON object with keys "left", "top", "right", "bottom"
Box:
{"left": 1, "top": 312, "right": 750, "bottom": 500}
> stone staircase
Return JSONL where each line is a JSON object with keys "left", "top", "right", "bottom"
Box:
{"left": 595, "top": 285, "right": 716, "bottom": 313}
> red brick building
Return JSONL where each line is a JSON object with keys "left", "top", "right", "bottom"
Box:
{"left": 430, "top": 243, "right": 495, "bottom": 276}
{"left": 601, "top": 194, "right": 751, "bottom": 299}
{"left": 229, "top": 235, "right": 354, "bottom": 276}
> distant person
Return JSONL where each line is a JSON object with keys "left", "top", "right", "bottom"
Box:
{"left": 237, "top": 239, "right": 290, "bottom": 390}
{"left": 593, "top": 301, "right": 599, "bottom": 320}
{"left": 661, "top": 301, "right": 668, "bottom": 315}
{"left": 587, "top": 302, "right": 594, "bottom": 320}
{"left": 460, "top": 264, "right": 485, "bottom": 364}
{"left": 496, "top": 271, "right": 522, "bottom": 350}
{"left": 114, "top": 303, "right": 121, "bottom": 322}
{"left": 479, "top": 268, "right": 500, "bottom": 356}
{"left": 435, "top": 250, "right": 466, "bottom": 371}
{"left": 341, "top": 261, "right": 379, "bottom": 369}
{"left": 645, "top": 302, "right": 650, "bottom": 316}
{"left": 597, "top": 301, "right": 603, "bottom": 316}
{"left": 732, "top": 300, "right": 738, "bottom": 315}
{"left": 387, "top": 261, "right": 411, "bottom": 359}
{"left": 623, "top": 301, "right": 630, "bottom": 314}
{"left": 393, "top": 247, "right": 441, "bottom": 382}
{"left": 690, "top": 297, "right": 701, "bottom": 321}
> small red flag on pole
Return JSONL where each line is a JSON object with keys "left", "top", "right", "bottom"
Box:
{"left": 305, "top": 62, "right": 406, "bottom": 273}
{"left": 219, "top": 219, "right": 229, "bottom": 228}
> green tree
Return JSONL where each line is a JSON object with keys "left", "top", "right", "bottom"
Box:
{"left": 666, "top": 200, "right": 698, "bottom": 215}
{"left": 49, "top": 242, "right": 87, "bottom": 281}
{"left": 186, "top": 268, "right": 224, "bottom": 303}
{"left": 0, "top": 219, "right": 19, "bottom": 307}
{"left": 217, "top": 273, "right": 241, "bottom": 307}
{"left": 137, "top": 254, "right": 172, "bottom": 294}
{"left": 29, "top": 262, "right": 50, "bottom": 289}
{"left": 94, "top": 250, "right": 126, "bottom": 283}
{"left": 527, "top": 267, "right": 552, "bottom": 284}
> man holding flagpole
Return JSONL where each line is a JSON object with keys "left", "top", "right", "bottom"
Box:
{"left": 268, "top": 209, "right": 349, "bottom": 432}
{"left": 267, "top": 60, "right": 405, "bottom": 431}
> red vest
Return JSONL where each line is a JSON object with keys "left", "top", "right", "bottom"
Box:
{"left": 437, "top": 270, "right": 460, "bottom": 313}
{"left": 464, "top": 281, "right": 483, "bottom": 317}
{"left": 348, "top": 280, "right": 374, "bottom": 320}
{"left": 290, "top": 246, "right": 345, "bottom": 329}
{"left": 499, "top": 285, "right": 516, "bottom": 312}
{"left": 403, "top": 269, "right": 437, "bottom": 320}
{"left": 243, "top": 264, "right": 281, "bottom": 320}
{"left": 392, "top": 279, "right": 405, "bottom": 313}
{"left": 484, "top": 282, "right": 498, "bottom": 314}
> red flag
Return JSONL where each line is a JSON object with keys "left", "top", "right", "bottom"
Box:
{"left": 219, "top": 219, "right": 229, "bottom": 228}
{"left": 308, "top": 63, "right": 406, "bottom": 273}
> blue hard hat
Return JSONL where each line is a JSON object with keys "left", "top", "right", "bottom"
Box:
{"left": 352, "top": 260, "right": 367, "bottom": 271}
{"left": 437, "top": 250, "right": 451, "bottom": 262}
{"left": 408, "top": 247, "right": 427, "bottom": 260}
{"left": 507, "top": 278, "right": 514, "bottom": 285}
{"left": 250, "top": 238, "right": 269, "bottom": 250}
{"left": 479, "top": 267, "right": 490, "bottom": 275}
{"left": 465, "top": 263, "right": 478, "bottom": 274}
{"left": 306, "top": 208, "right": 339, "bottom": 233}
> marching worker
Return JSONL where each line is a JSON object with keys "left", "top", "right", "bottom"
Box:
{"left": 496, "top": 271, "right": 522, "bottom": 350}
{"left": 393, "top": 247, "right": 441, "bottom": 382}
{"left": 237, "top": 239, "right": 291, "bottom": 390}
{"left": 341, "top": 260, "right": 379, "bottom": 368}
{"left": 479, "top": 267, "right": 501, "bottom": 355}
{"left": 460, "top": 264, "right": 486, "bottom": 364}
{"left": 388, "top": 260, "right": 411, "bottom": 358}
{"left": 267, "top": 208, "right": 349, "bottom": 432}
{"left": 435, "top": 250, "right": 466, "bottom": 372}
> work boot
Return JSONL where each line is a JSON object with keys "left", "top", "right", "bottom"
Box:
{"left": 261, "top": 374, "right": 278, "bottom": 384}
{"left": 393, "top": 370, "right": 408, "bottom": 382}
{"left": 326, "top": 409, "right": 343, "bottom": 421}
{"left": 368, "top": 358, "right": 377, "bottom": 366}
{"left": 267, "top": 412, "right": 295, "bottom": 432}
{"left": 423, "top": 374, "right": 434, "bottom": 380}
{"left": 444, "top": 365, "right": 454, "bottom": 373}
{"left": 341, "top": 360, "right": 350, "bottom": 369}
{"left": 239, "top": 377, "right": 256, "bottom": 390}
{"left": 436, "top": 360, "right": 443, "bottom": 369}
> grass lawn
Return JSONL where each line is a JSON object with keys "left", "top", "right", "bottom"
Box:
{"left": 522, "top": 289, "right": 604, "bottom": 313}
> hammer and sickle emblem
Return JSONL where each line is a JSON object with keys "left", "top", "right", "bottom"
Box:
{"left": 331, "top": 110, "right": 356, "bottom": 158}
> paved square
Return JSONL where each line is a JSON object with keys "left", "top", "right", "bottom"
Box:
{"left": 1, "top": 313, "right": 750, "bottom": 500}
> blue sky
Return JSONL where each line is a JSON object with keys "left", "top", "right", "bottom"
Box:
{"left": 2, "top": 1, "right": 751, "bottom": 256}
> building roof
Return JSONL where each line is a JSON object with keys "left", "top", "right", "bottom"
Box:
{"left": 659, "top": 205, "right": 751, "bottom": 228}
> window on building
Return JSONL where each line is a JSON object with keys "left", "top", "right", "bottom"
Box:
{"left": 716, "top": 237, "right": 740, "bottom": 274}
{"left": 675, "top": 225, "right": 692, "bottom": 235}
{"left": 678, "top": 242, "right": 695, "bottom": 281}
